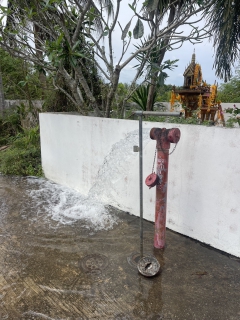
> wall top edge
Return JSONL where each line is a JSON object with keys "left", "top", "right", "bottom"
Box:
{"left": 39, "top": 113, "right": 240, "bottom": 130}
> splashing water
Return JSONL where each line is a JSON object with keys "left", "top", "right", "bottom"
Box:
{"left": 27, "top": 177, "right": 115, "bottom": 230}
{"left": 89, "top": 128, "right": 150, "bottom": 206}
{"left": 1, "top": 128, "right": 151, "bottom": 230}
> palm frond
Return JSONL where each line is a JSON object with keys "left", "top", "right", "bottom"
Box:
{"left": 131, "top": 84, "right": 157, "bottom": 110}
{"left": 206, "top": 0, "right": 240, "bottom": 82}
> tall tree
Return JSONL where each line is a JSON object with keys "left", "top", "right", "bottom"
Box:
{"left": 0, "top": 0, "right": 218, "bottom": 117}
{"left": 5, "top": 0, "right": 47, "bottom": 99}
{"left": 3, "top": 0, "right": 113, "bottom": 98}
{"left": 144, "top": 0, "right": 187, "bottom": 111}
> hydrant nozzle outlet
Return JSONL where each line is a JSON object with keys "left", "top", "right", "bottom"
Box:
{"left": 150, "top": 128, "right": 181, "bottom": 150}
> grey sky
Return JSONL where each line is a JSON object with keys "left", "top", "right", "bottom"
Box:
{"left": 147, "top": 38, "right": 220, "bottom": 87}
{"left": 118, "top": 38, "right": 220, "bottom": 87}
{"left": 116, "top": 3, "right": 225, "bottom": 87}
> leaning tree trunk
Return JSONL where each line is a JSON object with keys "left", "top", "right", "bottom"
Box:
{"left": 146, "top": 3, "right": 176, "bottom": 111}
{"left": 146, "top": 76, "right": 158, "bottom": 111}
{"left": 105, "top": 65, "right": 121, "bottom": 118}
{"left": 34, "top": 24, "right": 47, "bottom": 100}
{"left": 0, "top": 70, "right": 5, "bottom": 117}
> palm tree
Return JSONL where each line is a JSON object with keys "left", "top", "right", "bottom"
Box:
{"left": 206, "top": 0, "right": 240, "bottom": 82}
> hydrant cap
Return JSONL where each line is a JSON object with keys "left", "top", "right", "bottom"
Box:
{"left": 145, "top": 173, "right": 159, "bottom": 188}
{"left": 150, "top": 128, "right": 162, "bottom": 140}
{"left": 168, "top": 128, "right": 181, "bottom": 143}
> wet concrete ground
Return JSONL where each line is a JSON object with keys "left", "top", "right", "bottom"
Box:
{"left": 1, "top": 175, "right": 240, "bottom": 319}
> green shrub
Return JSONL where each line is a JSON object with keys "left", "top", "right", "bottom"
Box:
{"left": 0, "top": 107, "right": 24, "bottom": 142}
{"left": 225, "top": 104, "right": 240, "bottom": 127}
{"left": 0, "top": 126, "right": 42, "bottom": 176}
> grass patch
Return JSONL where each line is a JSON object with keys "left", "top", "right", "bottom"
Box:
{"left": 0, "top": 126, "right": 43, "bottom": 177}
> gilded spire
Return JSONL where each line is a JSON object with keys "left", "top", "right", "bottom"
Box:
{"left": 191, "top": 49, "right": 196, "bottom": 64}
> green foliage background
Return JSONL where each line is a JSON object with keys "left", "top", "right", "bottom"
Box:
{"left": 0, "top": 111, "right": 42, "bottom": 177}
{"left": 217, "top": 66, "right": 240, "bottom": 103}
{"left": 0, "top": 48, "right": 42, "bottom": 100}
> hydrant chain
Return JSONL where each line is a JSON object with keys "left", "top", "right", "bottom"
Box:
{"left": 158, "top": 130, "right": 178, "bottom": 155}
{"left": 152, "top": 149, "right": 157, "bottom": 174}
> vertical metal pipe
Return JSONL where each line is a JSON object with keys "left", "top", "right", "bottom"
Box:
{"left": 154, "top": 148, "right": 169, "bottom": 249}
{"left": 150, "top": 128, "right": 181, "bottom": 249}
{"left": 139, "top": 114, "right": 143, "bottom": 258}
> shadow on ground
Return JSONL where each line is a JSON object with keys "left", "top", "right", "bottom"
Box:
{"left": 0, "top": 175, "right": 240, "bottom": 320}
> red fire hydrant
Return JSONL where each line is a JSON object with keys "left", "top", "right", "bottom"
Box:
{"left": 150, "top": 128, "right": 181, "bottom": 249}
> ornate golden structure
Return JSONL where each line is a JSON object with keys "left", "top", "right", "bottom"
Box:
{"left": 170, "top": 52, "right": 222, "bottom": 123}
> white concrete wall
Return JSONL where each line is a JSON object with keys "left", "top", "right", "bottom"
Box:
{"left": 39, "top": 113, "right": 240, "bottom": 257}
